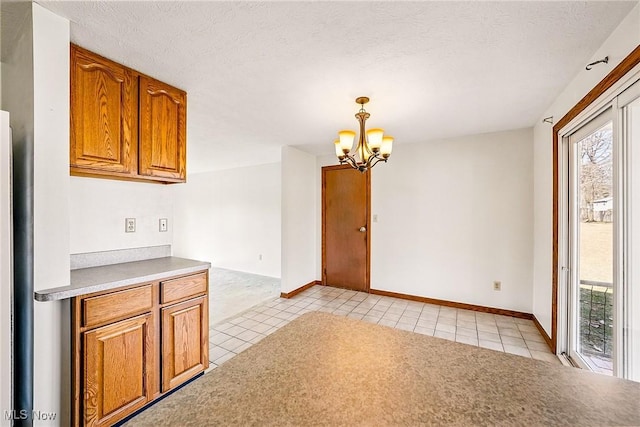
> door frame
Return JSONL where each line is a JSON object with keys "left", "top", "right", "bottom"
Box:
{"left": 321, "top": 164, "right": 371, "bottom": 292}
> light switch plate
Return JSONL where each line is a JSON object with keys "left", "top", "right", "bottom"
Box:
{"left": 159, "top": 218, "right": 168, "bottom": 232}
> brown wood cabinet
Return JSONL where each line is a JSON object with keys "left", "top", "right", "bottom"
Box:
{"left": 161, "top": 296, "right": 208, "bottom": 391}
{"left": 70, "top": 46, "right": 138, "bottom": 177}
{"left": 83, "top": 314, "right": 154, "bottom": 426}
{"left": 70, "top": 44, "right": 187, "bottom": 184}
{"left": 139, "top": 76, "right": 187, "bottom": 181}
{"left": 72, "top": 271, "right": 208, "bottom": 426}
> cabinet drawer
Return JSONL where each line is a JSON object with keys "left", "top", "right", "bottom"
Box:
{"left": 83, "top": 285, "right": 153, "bottom": 328}
{"left": 160, "top": 272, "right": 207, "bottom": 304}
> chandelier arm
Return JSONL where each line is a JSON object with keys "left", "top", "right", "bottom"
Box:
{"left": 368, "top": 154, "right": 388, "bottom": 169}
{"left": 342, "top": 153, "right": 358, "bottom": 169}
{"left": 364, "top": 155, "right": 374, "bottom": 170}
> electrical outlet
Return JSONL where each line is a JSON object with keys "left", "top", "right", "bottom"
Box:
{"left": 258, "top": 254, "right": 263, "bottom": 261}
{"left": 159, "top": 218, "right": 168, "bottom": 232}
{"left": 373, "top": 214, "right": 378, "bottom": 223}
{"left": 493, "top": 281, "right": 501, "bottom": 291}
{"left": 125, "top": 218, "right": 136, "bottom": 233}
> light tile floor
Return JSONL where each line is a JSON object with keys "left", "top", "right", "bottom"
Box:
{"left": 208, "top": 285, "right": 561, "bottom": 369}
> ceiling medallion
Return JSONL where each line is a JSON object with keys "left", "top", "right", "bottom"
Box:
{"left": 334, "top": 97, "right": 393, "bottom": 172}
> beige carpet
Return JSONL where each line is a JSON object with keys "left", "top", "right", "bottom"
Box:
{"left": 125, "top": 312, "right": 640, "bottom": 426}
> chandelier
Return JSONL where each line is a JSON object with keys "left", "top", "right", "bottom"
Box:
{"left": 334, "top": 97, "right": 393, "bottom": 172}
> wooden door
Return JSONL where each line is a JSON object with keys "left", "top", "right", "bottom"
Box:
{"left": 83, "top": 313, "right": 154, "bottom": 426}
{"left": 138, "top": 76, "right": 187, "bottom": 182}
{"left": 70, "top": 45, "right": 138, "bottom": 176}
{"left": 322, "top": 165, "right": 370, "bottom": 292}
{"left": 161, "top": 296, "right": 208, "bottom": 392}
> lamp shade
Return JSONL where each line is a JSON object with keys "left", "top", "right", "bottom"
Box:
{"left": 380, "top": 136, "right": 394, "bottom": 157}
{"left": 334, "top": 139, "right": 344, "bottom": 158}
{"left": 366, "top": 128, "right": 384, "bottom": 151}
{"left": 338, "top": 130, "right": 356, "bottom": 153}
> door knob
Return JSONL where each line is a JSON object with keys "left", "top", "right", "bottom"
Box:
{"left": 359, "top": 226, "right": 366, "bottom": 232}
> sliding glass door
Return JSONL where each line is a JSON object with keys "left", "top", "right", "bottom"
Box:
{"left": 563, "top": 77, "right": 640, "bottom": 380}
{"left": 567, "top": 110, "right": 615, "bottom": 374}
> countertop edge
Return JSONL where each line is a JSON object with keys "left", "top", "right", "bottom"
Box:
{"left": 34, "top": 262, "right": 211, "bottom": 302}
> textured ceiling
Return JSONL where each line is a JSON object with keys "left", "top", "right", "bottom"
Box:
{"left": 39, "top": 1, "right": 637, "bottom": 173}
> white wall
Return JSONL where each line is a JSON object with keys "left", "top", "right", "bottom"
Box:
{"left": 1, "top": 2, "right": 37, "bottom": 424}
{"left": 532, "top": 3, "right": 640, "bottom": 336}
{"left": 69, "top": 177, "right": 173, "bottom": 254}
{"left": 368, "top": 129, "right": 533, "bottom": 312}
{"left": 281, "top": 146, "right": 316, "bottom": 293}
{"left": 314, "top": 130, "right": 533, "bottom": 313}
{"left": 172, "top": 163, "right": 281, "bottom": 277}
{"left": 2, "top": 3, "right": 70, "bottom": 425}
{"left": 2, "top": 4, "right": 73, "bottom": 424}
{"left": 0, "top": 3, "right": 32, "bottom": 423}
{"left": 32, "top": 4, "right": 70, "bottom": 425}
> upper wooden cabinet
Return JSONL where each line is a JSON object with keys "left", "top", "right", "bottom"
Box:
{"left": 70, "top": 45, "right": 187, "bottom": 184}
{"left": 139, "top": 76, "right": 186, "bottom": 181}
{"left": 70, "top": 46, "right": 138, "bottom": 177}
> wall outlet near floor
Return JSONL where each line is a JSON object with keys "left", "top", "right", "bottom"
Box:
{"left": 159, "top": 218, "right": 168, "bottom": 232}
{"left": 258, "top": 254, "right": 263, "bottom": 261}
{"left": 125, "top": 218, "right": 136, "bottom": 233}
{"left": 493, "top": 281, "right": 501, "bottom": 291}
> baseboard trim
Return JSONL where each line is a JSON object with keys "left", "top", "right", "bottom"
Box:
{"left": 369, "top": 288, "right": 533, "bottom": 320}
{"left": 280, "top": 280, "right": 321, "bottom": 299}
{"left": 532, "top": 315, "right": 554, "bottom": 354}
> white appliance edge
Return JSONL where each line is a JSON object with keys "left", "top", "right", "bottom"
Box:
{"left": 1, "top": 110, "right": 12, "bottom": 425}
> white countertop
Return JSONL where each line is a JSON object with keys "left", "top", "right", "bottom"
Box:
{"left": 34, "top": 256, "right": 211, "bottom": 302}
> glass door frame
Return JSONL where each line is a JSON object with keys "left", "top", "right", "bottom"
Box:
{"left": 557, "top": 71, "right": 640, "bottom": 379}
{"left": 619, "top": 79, "right": 640, "bottom": 380}
{"left": 565, "top": 107, "right": 616, "bottom": 373}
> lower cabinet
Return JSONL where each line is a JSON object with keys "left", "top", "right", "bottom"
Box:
{"left": 72, "top": 270, "right": 209, "bottom": 427}
{"left": 83, "top": 314, "right": 154, "bottom": 426}
{"left": 161, "top": 296, "right": 208, "bottom": 392}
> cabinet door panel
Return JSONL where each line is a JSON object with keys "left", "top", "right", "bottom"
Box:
{"left": 162, "top": 296, "right": 208, "bottom": 391}
{"left": 139, "top": 76, "right": 186, "bottom": 181}
{"left": 84, "top": 313, "right": 153, "bottom": 426}
{"left": 70, "top": 46, "right": 137, "bottom": 174}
